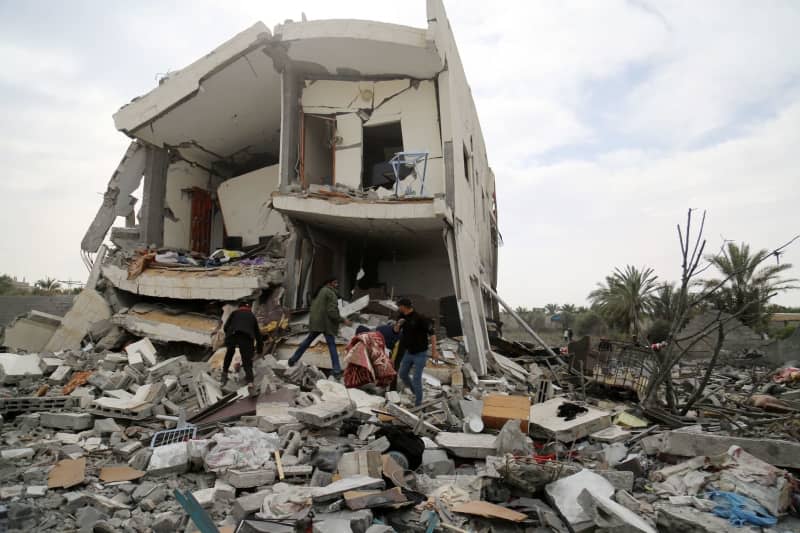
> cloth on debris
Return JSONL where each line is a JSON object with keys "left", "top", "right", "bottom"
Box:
{"left": 257, "top": 482, "right": 315, "bottom": 520}
{"left": 343, "top": 332, "right": 396, "bottom": 388}
{"left": 557, "top": 402, "right": 588, "bottom": 421}
{"left": 772, "top": 367, "right": 800, "bottom": 383}
{"left": 204, "top": 427, "right": 280, "bottom": 472}
{"left": 127, "top": 251, "right": 155, "bottom": 280}
{"left": 708, "top": 490, "right": 777, "bottom": 527}
{"left": 496, "top": 419, "right": 533, "bottom": 456}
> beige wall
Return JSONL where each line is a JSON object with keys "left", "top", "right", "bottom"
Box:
{"left": 217, "top": 164, "right": 288, "bottom": 246}
{"left": 163, "top": 161, "right": 211, "bottom": 250}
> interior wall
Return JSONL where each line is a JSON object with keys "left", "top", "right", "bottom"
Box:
{"left": 217, "top": 164, "right": 287, "bottom": 246}
{"left": 300, "top": 79, "right": 444, "bottom": 196}
{"left": 303, "top": 115, "right": 333, "bottom": 186}
{"left": 163, "top": 161, "right": 212, "bottom": 250}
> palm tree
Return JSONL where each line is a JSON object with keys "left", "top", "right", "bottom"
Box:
{"left": 589, "top": 265, "right": 659, "bottom": 337}
{"left": 560, "top": 304, "right": 577, "bottom": 314}
{"left": 704, "top": 242, "right": 797, "bottom": 332}
{"left": 34, "top": 277, "right": 61, "bottom": 293}
{"left": 651, "top": 283, "right": 679, "bottom": 323}
{"left": 544, "top": 303, "right": 559, "bottom": 316}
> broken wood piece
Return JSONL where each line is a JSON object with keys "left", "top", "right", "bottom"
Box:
{"left": 99, "top": 465, "right": 145, "bottom": 483}
{"left": 48, "top": 457, "right": 86, "bottom": 489}
{"left": 451, "top": 500, "right": 527, "bottom": 522}
{"left": 274, "top": 450, "right": 284, "bottom": 480}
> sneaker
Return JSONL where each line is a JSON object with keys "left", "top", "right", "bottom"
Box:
{"left": 288, "top": 358, "right": 298, "bottom": 367}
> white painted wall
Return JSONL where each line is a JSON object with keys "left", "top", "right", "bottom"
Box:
{"left": 300, "top": 79, "right": 444, "bottom": 196}
{"left": 163, "top": 161, "right": 211, "bottom": 250}
{"left": 217, "top": 164, "right": 288, "bottom": 246}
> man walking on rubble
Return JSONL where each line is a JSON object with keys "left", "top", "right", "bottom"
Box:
{"left": 394, "top": 298, "right": 439, "bottom": 406}
{"left": 222, "top": 301, "right": 263, "bottom": 388}
{"left": 288, "top": 277, "right": 352, "bottom": 377}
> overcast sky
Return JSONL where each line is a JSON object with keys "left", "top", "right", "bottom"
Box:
{"left": 0, "top": 0, "right": 798, "bottom": 306}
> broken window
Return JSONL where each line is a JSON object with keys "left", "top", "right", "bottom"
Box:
{"left": 362, "top": 121, "right": 405, "bottom": 190}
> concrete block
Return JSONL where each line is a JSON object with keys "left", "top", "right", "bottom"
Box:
{"left": 435, "top": 432, "right": 497, "bottom": 459}
{"left": 529, "top": 398, "right": 612, "bottom": 442}
{"left": 128, "top": 447, "right": 153, "bottom": 471}
{"left": 224, "top": 468, "right": 276, "bottom": 489}
{"left": 192, "top": 487, "right": 216, "bottom": 508}
{"left": 125, "top": 338, "right": 157, "bottom": 369}
{"left": 25, "top": 485, "right": 47, "bottom": 497}
{"left": 338, "top": 450, "right": 382, "bottom": 478}
{"left": 312, "top": 476, "right": 385, "bottom": 503}
{"left": 147, "top": 441, "right": 189, "bottom": 475}
{"left": 214, "top": 479, "right": 236, "bottom": 501}
{"left": 546, "top": 470, "right": 614, "bottom": 531}
{"left": 0, "top": 395, "right": 79, "bottom": 414}
{"left": 115, "top": 441, "right": 142, "bottom": 459}
{"left": 0, "top": 353, "right": 43, "bottom": 384}
{"left": 0, "top": 485, "right": 24, "bottom": 499}
{"left": 40, "top": 412, "right": 94, "bottom": 431}
{"left": 152, "top": 511, "right": 182, "bottom": 533}
{"left": 291, "top": 399, "right": 354, "bottom": 427}
{"left": 49, "top": 365, "right": 72, "bottom": 384}
{"left": 232, "top": 489, "right": 272, "bottom": 521}
{"left": 39, "top": 357, "right": 63, "bottom": 374}
{"left": 94, "top": 418, "right": 123, "bottom": 435}
{"left": 1, "top": 448, "right": 35, "bottom": 461}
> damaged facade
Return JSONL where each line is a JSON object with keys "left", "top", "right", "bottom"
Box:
{"left": 79, "top": 0, "right": 498, "bottom": 374}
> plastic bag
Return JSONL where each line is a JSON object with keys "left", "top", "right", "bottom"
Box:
{"left": 707, "top": 490, "right": 777, "bottom": 527}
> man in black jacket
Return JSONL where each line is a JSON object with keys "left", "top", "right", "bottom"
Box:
{"left": 222, "top": 301, "right": 263, "bottom": 386}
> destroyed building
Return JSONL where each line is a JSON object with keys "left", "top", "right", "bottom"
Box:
{"left": 78, "top": 0, "right": 498, "bottom": 374}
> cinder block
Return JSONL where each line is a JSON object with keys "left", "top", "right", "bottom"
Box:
{"left": 223, "top": 468, "right": 276, "bottom": 489}
{"left": 40, "top": 412, "right": 93, "bottom": 431}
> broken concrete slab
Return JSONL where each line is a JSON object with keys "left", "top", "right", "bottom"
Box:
{"left": 578, "top": 488, "right": 655, "bottom": 533}
{"left": 0, "top": 353, "right": 43, "bottom": 384}
{"left": 644, "top": 428, "right": 800, "bottom": 469}
{"left": 44, "top": 289, "right": 112, "bottom": 351}
{"left": 112, "top": 305, "right": 219, "bottom": 346}
{"left": 545, "top": 469, "right": 614, "bottom": 532}
{"left": 147, "top": 441, "right": 189, "bottom": 475}
{"left": 338, "top": 450, "right": 382, "bottom": 479}
{"left": 40, "top": 412, "right": 93, "bottom": 431}
{"left": 2, "top": 311, "right": 61, "bottom": 352}
{"left": 435, "top": 432, "right": 497, "bottom": 459}
{"left": 125, "top": 337, "right": 157, "bottom": 369}
{"left": 529, "top": 397, "right": 612, "bottom": 442}
{"left": 312, "top": 476, "right": 385, "bottom": 503}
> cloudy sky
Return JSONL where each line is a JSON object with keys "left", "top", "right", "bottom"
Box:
{"left": 1, "top": 0, "right": 798, "bottom": 306}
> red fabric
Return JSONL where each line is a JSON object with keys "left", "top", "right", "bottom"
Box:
{"left": 343, "top": 332, "right": 396, "bottom": 388}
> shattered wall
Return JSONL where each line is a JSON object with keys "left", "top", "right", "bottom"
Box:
{"left": 217, "top": 164, "right": 288, "bottom": 246}
{"left": 162, "top": 161, "right": 214, "bottom": 250}
{"left": 300, "top": 79, "right": 443, "bottom": 195}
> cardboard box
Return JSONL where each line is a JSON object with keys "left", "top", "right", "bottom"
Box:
{"left": 481, "top": 394, "right": 530, "bottom": 432}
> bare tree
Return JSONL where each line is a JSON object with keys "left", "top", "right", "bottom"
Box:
{"left": 642, "top": 209, "right": 798, "bottom": 412}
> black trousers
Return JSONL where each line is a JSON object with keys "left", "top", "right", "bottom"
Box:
{"left": 223, "top": 332, "right": 255, "bottom": 383}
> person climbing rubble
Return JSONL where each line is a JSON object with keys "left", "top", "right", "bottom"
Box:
{"left": 221, "top": 301, "right": 263, "bottom": 388}
{"left": 288, "top": 277, "right": 352, "bottom": 377}
{"left": 395, "top": 297, "right": 439, "bottom": 406}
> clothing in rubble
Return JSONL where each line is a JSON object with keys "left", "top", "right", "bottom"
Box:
{"left": 343, "top": 331, "right": 397, "bottom": 388}
{"left": 289, "top": 280, "right": 346, "bottom": 374}
{"left": 222, "top": 304, "right": 263, "bottom": 384}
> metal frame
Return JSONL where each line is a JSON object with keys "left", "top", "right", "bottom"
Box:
{"left": 389, "top": 151, "right": 429, "bottom": 197}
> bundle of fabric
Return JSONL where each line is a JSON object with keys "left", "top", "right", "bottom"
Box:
{"left": 343, "top": 331, "right": 396, "bottom": 388}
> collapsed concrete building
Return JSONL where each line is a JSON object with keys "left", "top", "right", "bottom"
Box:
{"left": 79, "top": 0, "right": 499, "bottom": 374}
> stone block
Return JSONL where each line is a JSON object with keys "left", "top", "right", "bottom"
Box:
{"left": 147, "top": 441, "right": 189, "bottom": 476}
{"left": 192, "top": 488, "right": 216, "bottom": 508}
{"left": 435, "top": 432, "right": 497, "bottom": 459}
{"left": 93, "top": 418, "right": 123, "bottom": 435}
{"left": 49, "top": 365, "right": 72, "bottom": 384}
{"left": 224, "top": 468, "right": 276, "bottom": 489}
{"left": 40, "top": 412, "right": 94, "bottom": 431}
{"left": 291, "top": 399, "right": 354, "bottom": 428}
{"left": 125, "top": 338, "right": 157, "bottom": 368}
{"left": 232, "top": 489, "right": 272, "bottom": 521}
{"left": 214, "top": 480, "right": 236, "bottom": 501}
{"left": 116, "top": 440, "right": 143, "bottom": 459}
{"left": 152, "top": 511, "right": 182, "bottom": 533}
{"left": 0, "top": 353, "right": 43, "bottom": 384}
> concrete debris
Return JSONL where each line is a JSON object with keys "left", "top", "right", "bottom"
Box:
{"left": 2, "top": 4, "right": 800, "bottom": 533}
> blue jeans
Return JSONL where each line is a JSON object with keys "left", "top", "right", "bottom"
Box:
{"left": 399, "top": 350, "right": 428, "bottom": 406}
{"left": 289, "top": 331, "right": 341, "bottom": 372}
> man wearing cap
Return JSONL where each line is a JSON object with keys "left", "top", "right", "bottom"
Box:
{"left": 221, "top": 301, "right": 263, "bottom": 387}
{"left": 394, "top": 298, "right": 438, "bottom": 406}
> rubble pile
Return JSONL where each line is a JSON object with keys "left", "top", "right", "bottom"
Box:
{"left": 1, "top": 319, "right": 800, "bottom": 532}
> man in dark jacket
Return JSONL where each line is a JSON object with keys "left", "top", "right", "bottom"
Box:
{"left": 288, "top": 277, "right": 351, "bottom": 376}
{"left": 394, "top": 298, "right": 438, "bottom": 406}
{"left": 222, "top": 301, "right": 263, "bottom": 386}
